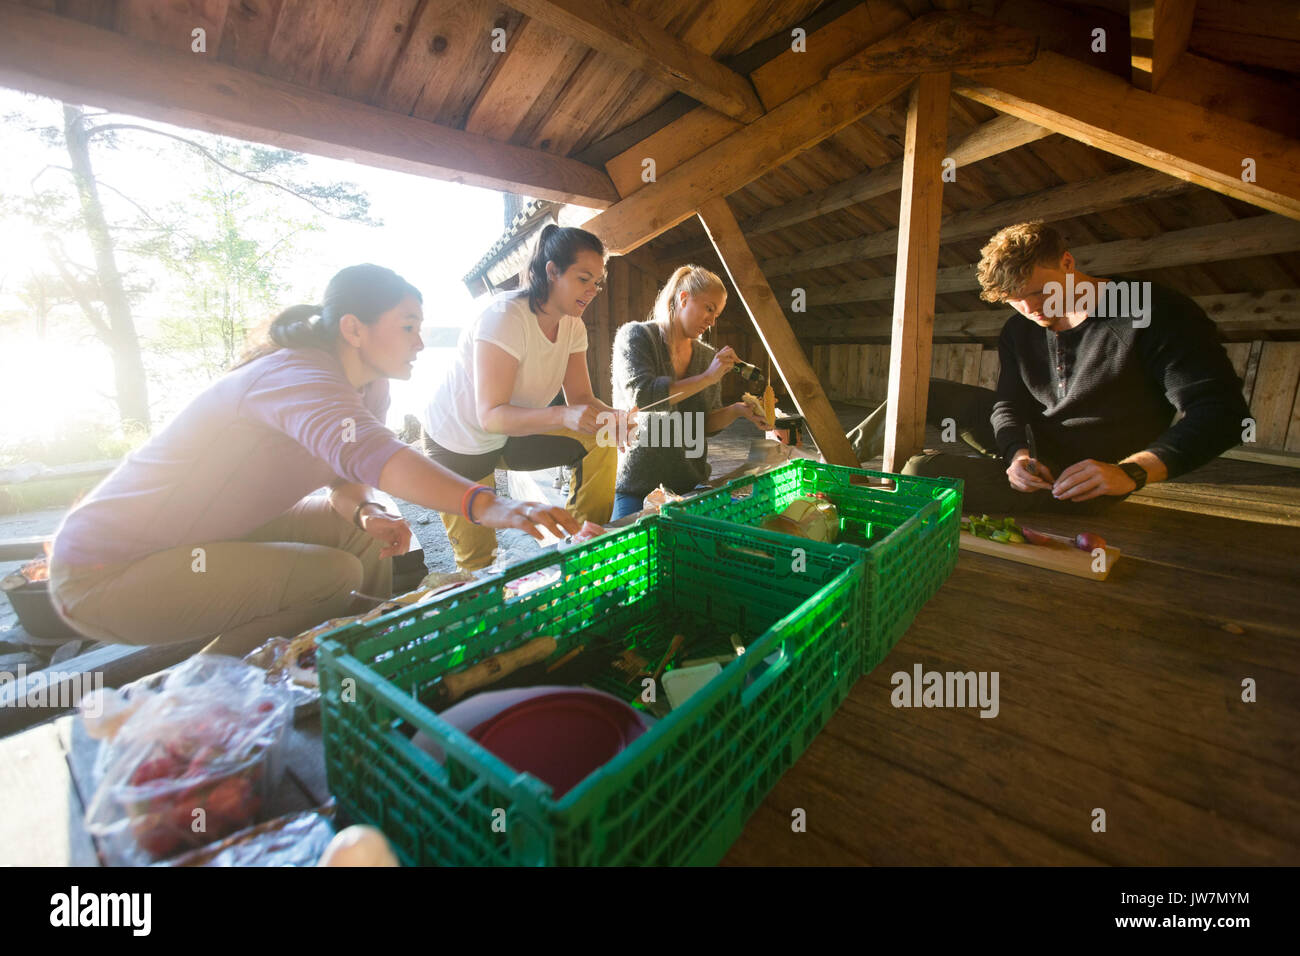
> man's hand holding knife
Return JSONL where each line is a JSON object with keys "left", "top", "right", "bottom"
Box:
{"left": 1006, "top": 423, "right": 1055, "bottom": 492}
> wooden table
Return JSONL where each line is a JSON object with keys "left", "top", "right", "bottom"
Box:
{"left": 3, "top": 497, "right": 1297, "bottom": 866}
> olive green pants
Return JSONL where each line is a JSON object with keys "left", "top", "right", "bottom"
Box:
{"left": 48, "top": 495, "right": 392, "bottom": 657}
{"left": 423, "top": 428, "right": 616, "bottom": 571}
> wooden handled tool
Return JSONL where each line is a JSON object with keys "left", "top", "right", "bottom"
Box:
{"left": 650, "top": 634, "right": 686, "bottom": 684}
{"left": 434, "top": 637, "right": 558, "bottom": 705}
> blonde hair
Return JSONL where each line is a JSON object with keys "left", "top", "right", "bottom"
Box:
{"left": 976, "top": 222, "right": 1067, "bottom": 303}
{"left": 652, "top": 264, "right": 726, "bottom": 344}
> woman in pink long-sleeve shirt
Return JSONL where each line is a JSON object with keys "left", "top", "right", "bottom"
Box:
{"left": 49, "top": 264, "right": 580, "bottom": 655}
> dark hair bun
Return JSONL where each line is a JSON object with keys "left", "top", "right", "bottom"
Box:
{"left": 269, "top": 304, "right": 323, "bottom": 348}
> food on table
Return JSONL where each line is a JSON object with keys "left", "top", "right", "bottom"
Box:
{"left": 503, "top": 566, "right": 562, "bottom": 599}
{"left": 569, "top": 520, "right": 606, "bottom": 543}
{"left": 640, "top": 485, "right": 684, "bottom": 515}
{"left": 83, "top": 656, "right": 293, "bottom": 863}
{"left": 246, "top": 632, "right": 321, "bottom": 690}
{"left": 1074, "top": 531, "right": 1107, "bottom": 552}
{"left": 419, "top": 569, "right": 480, "bottom": 591}
{"left": 966, "top": 515, "right": 1108, "bottom": 552}
{"left": 119, "top": 707, "right": 282, "bottom": 860}
{"left": 742, "top": 389, "right": 779, "bottom": 429}
{"left": 962, "top": 514, "right": 1026, "bottom": 544}
{"left": 317, "top": 824, "right": 400, "bottom": 867}
{"left": 760, "top": 494, "right": 839, "bottom": 543}
{"left": 1020, "top": 527, "right": 1054, "bottom": 546}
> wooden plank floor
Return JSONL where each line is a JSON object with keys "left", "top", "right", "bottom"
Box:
{"left": 723, "top": 498, "right": 1300, "bottom": 865}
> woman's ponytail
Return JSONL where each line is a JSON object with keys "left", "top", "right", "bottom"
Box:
{"left": 268, "top": 304, "right": 327, "bottom": 350}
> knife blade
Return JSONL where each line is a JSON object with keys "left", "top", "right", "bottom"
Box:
{"left": 1024, "top": 424, "right": 1040, "bottom": 476}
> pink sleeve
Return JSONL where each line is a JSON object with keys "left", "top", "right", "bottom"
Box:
{"left": 239, "top": 353, "right": 407, "bottom": 487}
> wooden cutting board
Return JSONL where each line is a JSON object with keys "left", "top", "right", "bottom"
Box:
{"left": 959, "top": 531, "right": 1122, "bottom": 580}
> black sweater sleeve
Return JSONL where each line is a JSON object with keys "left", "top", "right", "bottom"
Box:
{"left": 1134, "top": 296, "right": 1250, "bottom": 478}
{"left": 991, "top": 319, "right": 1038, "bottom": 463}
{"left": 612, "top": 322, "right": 673, "bottom": 409}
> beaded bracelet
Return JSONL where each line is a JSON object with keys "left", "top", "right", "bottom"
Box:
{"left": 462, "top": 484, "right": 493, "bottom": 525}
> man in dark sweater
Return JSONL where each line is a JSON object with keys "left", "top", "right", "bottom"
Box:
{"left": 901, "top": 221, "right": 1250, "bottom": 513}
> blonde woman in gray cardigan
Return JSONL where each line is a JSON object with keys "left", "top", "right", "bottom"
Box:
{"left": 610, "top": 265, "right": 768, "bottom": 520}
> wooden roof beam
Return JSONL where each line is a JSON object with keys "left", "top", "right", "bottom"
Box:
{"left": 805, "top": 289, "right": 1300, "bottom": 342}
{"left": 762, "top": 166, "right": 1192, "bottom": 277}
{"left": 802, "top": 214, "right": 1300, "bottom": 306}
{"left": 654, "top": 112, "right": 1050, "bottom": 264}
{"left": 502, "top": 0, "right": 765, "bottom": 123}
{"left": 739, "top": 113, "right": 1051, "bottom": 240}
{"left": 0, "top": 3, "right": 619, "bottom": 208}
{"left": 583, "top": 13, "right": 1041, "bottom": 255}
{"left": 1129, "top": 0, "right": 1196, "bottom": 92}
{"left": 955, "top": 51, "right": 1300, "bottom": 221}
{"left": 602, "top": 0, "right": 913, "bottom": 199}
{"left": 583, "top": 68, "right": 916, "bottom": 255}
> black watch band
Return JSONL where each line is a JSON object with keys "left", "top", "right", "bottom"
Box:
{"left": 1118, "top": 461, "right": 1148, "bottom": 491}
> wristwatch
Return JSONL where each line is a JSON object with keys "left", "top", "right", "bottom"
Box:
{"left": 1118, "top": 461, "right": 1148, "bottom": 491}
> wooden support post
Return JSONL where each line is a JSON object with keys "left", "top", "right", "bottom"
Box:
{"left": 884, "top": 73, "right": 951, "bottom": 473}
{"left": 605, "top": 256, "right": 632, "bottom": 403}
{"left": 589, "top": 270, "right": 613, "bottom": 405}
{"left": 696, "top": 197, "right": 859, "bottom": 468}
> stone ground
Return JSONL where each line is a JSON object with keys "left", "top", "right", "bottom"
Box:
{"left": 0, "top": 402, "right": 884, "bottom": 662}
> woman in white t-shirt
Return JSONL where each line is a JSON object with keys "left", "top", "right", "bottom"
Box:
{"left": 419, "top": 225, "right": 633, "bottom": 570}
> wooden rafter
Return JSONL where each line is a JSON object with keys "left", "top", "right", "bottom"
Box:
{"left": 1129, "top": 0, "right": 1197, "bottom": 92}
{"left": 737, "top": 114, "right": 1050, "bottom": 240}
{"left": 1158, "top": 52, "right": 1300, "bottom": 140}
{"left": 602, "top": 0, "right": 913, "bottom": 199}
{"left": 805, "top": 290, "right": 1300, "bottom": 342}
{"left": 501, "top": 0, "right": 764, "bottom": 123}
{"left": 803, "top": 214, "right": 1300, "bottom": 306}
{"left": 884, "top": 73, "right": 951, "bottom": 474}
{"left": 582, "top": 68, "right": 915, "bottom": 255}
{"left": 829, "top": 10, "right": 1038, "bottom": 75}
{"left": 955, "top": 51, "right": 1300, "bottom": 221}
{"left": 762, "top": 167, "right": 1192, "bottom": 277}
{"left": 696, "top": 198, "right": 859, "bottom": 468}
{"left": 1188, "top": 0, "right": 1300, "bottom": 73}
{"left": 0, "top": 3, "right": 619, "bottom": 207}
{"left": 583, "top": 12, "right": 1046, "bottom": 255}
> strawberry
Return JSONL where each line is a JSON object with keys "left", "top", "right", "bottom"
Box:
{"left": 184, "top": 745, "right": 222, "bottom": 777}
{"left": 133, "top": 816, "right": 184, "bottom": 859}
{"left": 203, "top": 775, "right": 256, "bottom": 829}
{"left": 129, "top": 756, "right": 183, "bottom": 787}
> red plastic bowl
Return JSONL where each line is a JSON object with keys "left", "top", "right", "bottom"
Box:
{"left": 468, "top": 692, "right": 645, "bottom": 798}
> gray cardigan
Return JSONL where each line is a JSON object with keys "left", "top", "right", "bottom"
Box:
{"left": 611, "top": 320, "right": 723, "bottom": 496}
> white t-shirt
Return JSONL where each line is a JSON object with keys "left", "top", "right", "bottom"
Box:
{"left": 421, "top": 291, "right": 588, "bottom": 455}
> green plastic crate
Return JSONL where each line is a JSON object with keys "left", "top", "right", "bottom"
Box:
{"left": 315, "top": 515, "right": 865, "bottom": 866}
{"left": 662, "top": 460, "right": 962, "bottom": 672}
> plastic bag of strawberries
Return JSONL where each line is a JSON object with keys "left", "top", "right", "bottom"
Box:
{"left": 81, "top": 655, "right": 295, "bottom": 865}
